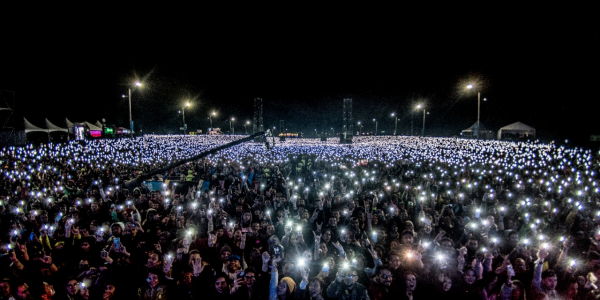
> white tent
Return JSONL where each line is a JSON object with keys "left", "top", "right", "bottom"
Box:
{"left": 86, "top": 122, "right": 102, "bottom": 131}
{"left": 66, "top": 118, "right": 102, "bottom": 131}
{"left": 45, "top": 118, "right": 68, "bottom": 133}
{"left": 497, "top": 121, "right": 536, "bottom": 140}
{"left": 461, "top": 122, "right": 494, "bottom": 139}
{"left": 23, "top": 118, "right": 47, "bottom": 133}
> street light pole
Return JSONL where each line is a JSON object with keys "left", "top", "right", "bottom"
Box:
{"left": 422, "top": 108, "right": 426, "bottom": 136}
{"left": 128, "top": 88, "right": 132, "bottom": 136}
{"left": 373, "top": 118, "right": 377, "bottom": 136}
{"left": 467, "top": 84, "right": 486, "bottom": 139}
{"left": 358, "top": 121, "right": 362, "bottom": 135}
{"left": 417, "top": 104, "right": 426, "bottom": 136}
{"left": 209, "top": 111, "right": 216, "bottom": 128}
{"left": 124, "top": 81, "right": 142, "bottom": 137}
{"left": 230, "top": 117, "right": 235, "bottom": 134}
{"left": 477, "top": 91, "right": 481, "bottom": 139}
{"left": 411, "top": 112, "right": 414, "bottom": 136}
{"left": 391, "top": 113, "right": 397, "bottom": 135}
{"left": 244, "top": 121, "right": 250, "bottom": 134}
{"left": 181, "top": 101, "right": 190, "bottom": 134}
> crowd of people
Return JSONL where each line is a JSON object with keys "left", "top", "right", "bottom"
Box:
{"left": 1, "top": 134, "right": 600, "bottom": 300}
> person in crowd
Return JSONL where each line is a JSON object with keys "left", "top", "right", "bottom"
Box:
{"left": 326, "top": 266, "right": 369, "bottom": 300}
{"left": 0, "top": 280, "right": 14, "bottom": 300}
{"left": 531, "top": 247, "right": 559, "bottom": 300}
{"left": 137, "top": 269, "right": 169, "bottom": 300}
{"left": 367, "top": 266, "right": 397, "bottom": 300}
{"left": 55, "top": 279, "right": 83, "bottom": 300}
{"left": 1, "top": 134, "right": 600, "bottom": 300}
{"left": 210, "top": 272, "right": 235, "bottom": 300}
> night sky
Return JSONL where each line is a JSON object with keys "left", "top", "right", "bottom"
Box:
{"left": 1, "top": 9, "right": 598, "bottom": 144}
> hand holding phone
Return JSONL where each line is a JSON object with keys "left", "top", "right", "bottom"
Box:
{"left": 273, "top": 245, "right": 283, "bottom": 258}
{"left": 507, "top": 264, "right": 515, "bottom": 277}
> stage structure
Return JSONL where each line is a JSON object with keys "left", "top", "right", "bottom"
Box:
{"left": 0, "top": 90, "right": 20, "bottom": 146}
{"left": 279, "top": 120, "right": 285, "bottom": 141}
{"left": 341, "top": 98, "right": 353, "bottom": 144}
{"left": 253, "top": 98, "right": 264, "bottom": 142}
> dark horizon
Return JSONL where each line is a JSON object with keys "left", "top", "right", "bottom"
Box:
{"left": 1, "top": 10, "right": 598, "bottom": 145}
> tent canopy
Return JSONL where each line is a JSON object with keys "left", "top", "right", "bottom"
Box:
{"left": 461, "top": 122, "right": 489, "bottom": 133}
{"left": 24, "top": 118, "right": 47, "bottom": 133}
{"left": 497, "top": 121, "right": 536, "bottom": 139}
{"left": 66, "top": 118, "right": 102, "bottom": 131}
{"left": 46, "top": 118, "right": 68, "bottom": 133}
{"left": 86, "top": 122, "right": 102, "bottom": 131}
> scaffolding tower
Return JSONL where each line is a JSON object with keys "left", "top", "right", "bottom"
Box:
{"left": 0, "top": 90, "right": 19, "bottom": 146}
{"left": 253, "top": 98, "right": 264, "bottom": 142}
{"left": 341, "top": 98, "right": 353, "bottom": 143}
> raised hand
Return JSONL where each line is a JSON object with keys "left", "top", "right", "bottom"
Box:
{"left": 262, "top": 251, "right": 271, "bottom": 264}
{"left": 192, "top": 258, "right": 204, "bottom": 276}
{"left": 313, "top": 231, "right": 321, "bottom": 243}
{"left": 332, "top": 241, "right": 344, "bottom": 252}
{"left": 182, "top": 237, "right": 191, "bottom": 249}
{"left": 484, "top": 251, "right": 494, "bottom": 261}
{"left": 284, "top": 226, "right": 292, "bottom": 236}
{"left": 163, "top": 254, "right": 173, "bottom": 273}
{"left": 119, "top": 245, "right": 129, "bottom": 256}
{"left": 42, "top": 254, "right": 52, "bottom": 265}
{"left": 272, "top": 255, "right": 283, "bottom": 266}
{"left": 316, "top": 222, "right": 323, "bottom": 231}
{"left": 312, "top": 209, "right": 319, "bottom": 220}
{"left": 301, "top": 267, "right": 309, "bottom": 283}
{"left": 208, "top": 232, "right": 217, "bottom": 247}
{"left": 231, "top": 277, "right": 242, "bottom": 293}
{"left": 367, "top": 245, "right": 378, "bottom": 260}
{"left": 537, "top": 247, "right": 549, "bottom": 261}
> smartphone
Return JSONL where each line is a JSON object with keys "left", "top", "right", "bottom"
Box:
{"left": 507, "top": 264, "right": 515, "bottom": 277}
{"left": 101, "top": 250, "right": 107, "bottom": 258}
{"left": 242, "top": 227, "right": 251, "bottom": 233}
{"left": 113, "top": 237, "right": 121, "bottom": 250}
{"left": 322, "top": 264, "right": 329, "bottom": 272}
{"left": 236, "top": 270, "right": 244, "bottom": 278}
{"left": 29, "top": 232, "right": 35, "bottom": 241}
{"left": 273, "top": 245, "right": 283, "bottom": 258}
